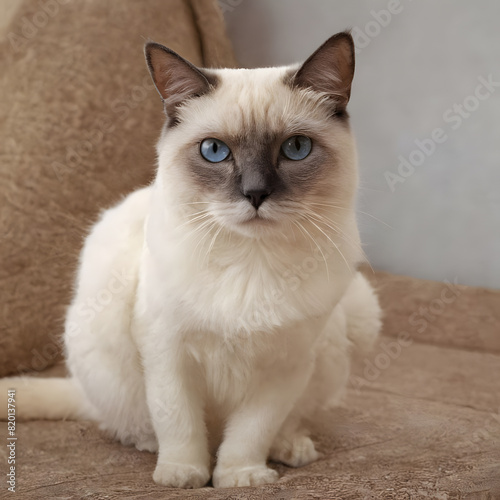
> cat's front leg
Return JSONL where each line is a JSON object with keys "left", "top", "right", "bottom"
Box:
{"left": 140, "top": 335, "right": 210, "bottom": 489}
{"left": 213, "top": 357, "right": 315, "bottom": 488}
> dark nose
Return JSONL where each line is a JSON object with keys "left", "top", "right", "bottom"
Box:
{"left": 243, "top": 188, "right": 271, "bottom": 209}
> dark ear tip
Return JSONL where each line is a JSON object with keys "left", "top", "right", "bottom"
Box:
{"left": 328, "top": 31, "right": 355, "bottom": 51}
{"left": 144, "top": 42, "right": 177, "bottom": 74}
{"left": 144, "top": 41, "right": 175, "bottom": 57}
{"left": 145, "top": 41, "right": 162, "bottom": 55}
{"left": 144, "top": 41, "right": 157, "bottom": 63}
{"left": 143, "top": 42, "right": 185, "bottom": 69}
{"left": 340, "top": 29, "right": 354, "bottom": 39}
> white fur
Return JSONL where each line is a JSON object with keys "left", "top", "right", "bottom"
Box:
{"left": 0, "top": 64, "right": 382, "bottom": 489}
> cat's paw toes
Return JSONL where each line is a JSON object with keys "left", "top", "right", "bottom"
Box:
{"left": 213, "top": 464, "right": 278, "bottom": 488}
{"left": 270, "top": 434, "right": 320, "bottom": 467}
{"left": 153, "top": 462, "right": 210, "bottom": 488}
{"left": 135, "top": 436, "right": 158, "bottom": 453}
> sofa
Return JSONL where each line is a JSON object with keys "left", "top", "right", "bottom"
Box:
{"left": 1, "top": 1, "right": 499, "bottom": 498}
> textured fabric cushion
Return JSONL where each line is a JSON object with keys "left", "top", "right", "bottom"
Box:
{"left": 3, "top": 270, "right": 499, "bottom": 498}
{"left": 0, "top": 0, "right": 236, "bottom": 377}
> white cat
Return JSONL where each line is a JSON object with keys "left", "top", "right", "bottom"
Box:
{"left": 1, "top": 32, "right": 381, "bottom": 489}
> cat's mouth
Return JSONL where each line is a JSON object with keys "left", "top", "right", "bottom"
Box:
{"left": 229, "top": 212, "right": 275, "bottom": 238}
{"left": 241, "top": 211, "right": 272, "bottom": 224}
{"left": 209, "top": 202, "right": 278, "bottom": 237}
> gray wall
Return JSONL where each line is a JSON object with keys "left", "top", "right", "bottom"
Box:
{"left": 223, "top": 0, "right": 500, "bottom": 289}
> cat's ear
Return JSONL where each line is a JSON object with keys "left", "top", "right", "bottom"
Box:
{"left": 145, "top": 42, "right": 215, "bottom": 120}
{"left": 292, "top": 32, "right": 355, "bottom": 114}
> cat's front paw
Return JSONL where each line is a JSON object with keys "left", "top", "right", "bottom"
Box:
{"left": 212, "top": 464, "right": 278, "bottom": 488}
{"left": 270, "top": 434, "right": 320, "bottom": 468}
{"left": 153, "top": 462, "right": 210, "bottom": 489}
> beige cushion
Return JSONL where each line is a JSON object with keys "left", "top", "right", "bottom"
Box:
{"left": 0, "top": 0, "right": 236, "bottom": 377}
{"left": 9, "top": 270, "right": 500, "bottom": 498}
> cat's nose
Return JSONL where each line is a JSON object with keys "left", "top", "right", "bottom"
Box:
{"left": 243, "top": 188, "right": 272, "bottom": 209}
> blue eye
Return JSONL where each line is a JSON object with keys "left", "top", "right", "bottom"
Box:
{"left": 281, "top": 135, "right": 312, "bottom": 160}
{"left": 200, "top": 138, "right": 230, "bottom": 163}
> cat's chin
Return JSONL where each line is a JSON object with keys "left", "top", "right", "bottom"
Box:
{"left": 227, "top": 214, "right": 278, "bottom": 240}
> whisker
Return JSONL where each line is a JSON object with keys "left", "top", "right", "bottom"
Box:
{"left": 179, "top": 217, "right": 215, "bottom": 246}
{"left": 293, "top": 220, "right": 330, "bottom": 282}
{"left": 303, "top": 209, "right": 361, "bottom": 250}
{"left": 177, "top": 201, "right": 223, "bottom": 206}
{"left": 304, "top": 210, "right": 374, "bottom": 275}
{"left": 296, "top": 202, "right": 371, "bottom": 250}
{"left": 308, "top": 202, "right": 393, "bottom": 229}
{"left": 300, "top": 214, "right": 352, "bottom": 275}
{"left": 204, "top": 225, "right": 224, "bottom": 266}
{"left": 355, "top": 210, "right": 394, "bottom": 229}
{"left": 193, "top": 221, "right": 218, "bottom": 260}
{"left": 175, "top": 211, "right": 212, "bottom": 230}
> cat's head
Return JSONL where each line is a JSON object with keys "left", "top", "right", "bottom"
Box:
{"left": 145, "top": 32, "right": 359, "bottom": 242}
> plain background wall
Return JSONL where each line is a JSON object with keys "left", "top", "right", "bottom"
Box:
{"left": 223, "top": 0, "right": 500, "bottom": 289}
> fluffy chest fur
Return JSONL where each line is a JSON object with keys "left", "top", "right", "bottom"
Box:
{"left": 137, "top": 192, "right": 359, "bottom": 339}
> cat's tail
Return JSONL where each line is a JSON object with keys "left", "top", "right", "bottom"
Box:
{"left": 0, "top": 376, "right": 95, "bottom": 421}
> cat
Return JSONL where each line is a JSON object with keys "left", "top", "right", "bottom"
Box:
{"left": 0, "top": 31, "right": 381, "bottom": 489}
